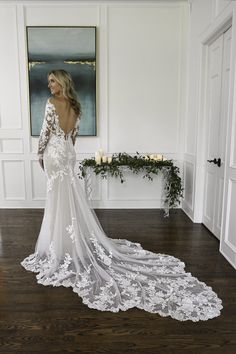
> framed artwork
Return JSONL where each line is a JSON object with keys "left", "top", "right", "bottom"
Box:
{"left": 26, "top": 26, "right": 97, "bottom": 136}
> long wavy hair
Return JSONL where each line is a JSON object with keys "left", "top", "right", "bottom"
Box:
{"left": 47, "top": 69, "right": 82, "bottom": 118}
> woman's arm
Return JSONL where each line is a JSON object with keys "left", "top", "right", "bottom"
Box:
{"left": 71, "top": 118, "right": 80, "bottom": 146}
{"left": 38, "top": 100, "right": 53, "bottom": 169}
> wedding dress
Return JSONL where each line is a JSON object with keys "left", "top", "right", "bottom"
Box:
{"left": 21, "top": 98, "right": 223, "bottom": 321}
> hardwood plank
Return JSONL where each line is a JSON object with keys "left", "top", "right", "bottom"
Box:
{"left": 0, "top": 209, "right": 235, "bottom": 354}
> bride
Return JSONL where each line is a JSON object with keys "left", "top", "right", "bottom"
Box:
{"left": 21, "top": 69, "right": 222, "bottom": 321}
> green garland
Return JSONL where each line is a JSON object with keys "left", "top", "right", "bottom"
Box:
{"left": 79, "top": 152, "right": 184, "bottom": 209}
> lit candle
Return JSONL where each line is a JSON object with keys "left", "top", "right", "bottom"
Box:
{"left": 149, "top": 154, "right": 155, "bottom": 160}
{"left": 95, "top": 156, "right": 101, "bottom": 165}
{"left": 98, "top": 148, "right": 104, "bottom": 157}
{"left": 156, "top": 154, "right": 163, "bottom": 161}
{"left": 163, "top": 157, "right": 167, "bottom": 161}
{"left": 108, "top": 157, "right": 112, "bottom": 163}
{"left": 102, "top": 156, "right": 107, "bottom": 163}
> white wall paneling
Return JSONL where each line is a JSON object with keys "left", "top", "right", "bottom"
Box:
{"left": 0, "top": 5, "right": 22, "bottom": 129}
{"left": 204, "top": 171, "right": 215, "bottom": 222}
{"left": 107, "top": 3, "right": 187, "bottom": 154}
{"left": 0, "top": 139, "right": 23, "bottom": 153}
{"left": 1, "top": 160, "right": 26, "bottom": 200}
{"left": 0, "top": 4, "right": 24, "bottom": 208}
{"left": 215, "top": 0, "right": 231, "bottom": 18}
{"left": 25, "top": 4, "right": 100, "bottom": 26}
{"left": 107, "top": 171, "right": 163, "bottom": 208}
{"left": 183, "top": 159, "right": 194, "bottom": 207}
{"left": 0, "top": 1, "right": 188, "bottom": 209}
{"left": 182, "top": 154, "right": 195, "bottom": 220}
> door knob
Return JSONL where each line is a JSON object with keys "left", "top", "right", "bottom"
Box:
{"left": 207, "top": 158, "right": 221, "bottom": 167}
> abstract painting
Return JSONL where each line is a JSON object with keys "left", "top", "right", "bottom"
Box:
{"left": 27, "top": 26, "right": 96, "bottom": 136}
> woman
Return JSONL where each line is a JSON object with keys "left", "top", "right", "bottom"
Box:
{"left": 21, "top": 69, "right": 222, "bottom": 321}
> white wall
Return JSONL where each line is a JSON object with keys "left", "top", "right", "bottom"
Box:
{"left": 0, "top": 0, "right": 188, "bottom": 209}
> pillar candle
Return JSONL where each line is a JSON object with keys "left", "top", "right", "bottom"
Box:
{"left": 95, "top": 156, "right": 101, "bottom": 165}
{"left": 98, "top": 148, "right": 104, "bottom": 157}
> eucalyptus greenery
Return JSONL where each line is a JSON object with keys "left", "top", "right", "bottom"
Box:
{"left": 79, "top": 152, "right": 184, "bottom": 210}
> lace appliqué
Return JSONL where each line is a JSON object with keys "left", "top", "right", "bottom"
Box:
{"left": 90, "top": 231, "right": 113, "bottom": 266}
{"left": 21, "top": 236, "right": 223, "bottom": 321}
{"left": 46, "top": 165, "right": 76, "bottom": 192}
{"left": 66, "top": 217, "right": 76, "bottom": 243}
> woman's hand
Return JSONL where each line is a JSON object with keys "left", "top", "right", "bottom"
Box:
{"left": 39, "top": 158, "right": 44, "bottom": 171}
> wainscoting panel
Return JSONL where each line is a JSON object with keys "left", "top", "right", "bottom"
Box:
{"left": 0, "top": 5, "right": 22, "bottom": 130}
{"left": 2, "top": 160, "right": 26, "bottom": 200}
{"left": 107, "top": 171, "right": 162, "bottom": 202}
{"left": 1, "top": 139, "right": 23, "bottom": 153}
{"left": 182, "top": 154, "right": 195, "bottom": 219}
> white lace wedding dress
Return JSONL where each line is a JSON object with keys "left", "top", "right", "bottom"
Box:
{"left": 21, "top": 98, "right": 223, "bottom": 321}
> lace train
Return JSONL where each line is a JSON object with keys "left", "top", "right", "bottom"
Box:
{"left": 21, "top": 234, "right": 222, "bottom": 321}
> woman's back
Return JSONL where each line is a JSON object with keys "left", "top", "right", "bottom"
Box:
{"left": 49, "top": 97, "right": 77, "bottom": 135}
{"left": 37, "top": 98, "right": 80, "bottom": 159}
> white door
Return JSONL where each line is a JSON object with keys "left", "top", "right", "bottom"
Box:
{"left": 203, "top": 27, "right": 232, "bottom": 240}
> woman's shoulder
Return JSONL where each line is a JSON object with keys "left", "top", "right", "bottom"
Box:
{"left": 45, "top": 97, "right": 56, "bottom": 113}
{"left": 46, "top": 97, "right": 54, "bottom": 105}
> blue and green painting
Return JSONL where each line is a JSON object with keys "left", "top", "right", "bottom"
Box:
{"left": 27, "top": 26, "right": 96, "bottom": 136}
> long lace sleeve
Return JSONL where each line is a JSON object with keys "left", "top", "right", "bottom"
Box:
{"left": 71, "top": 118, "right": 80, "bottom": 146}
{"left": 37, "top": 100, "right": 54, "bottom": 158}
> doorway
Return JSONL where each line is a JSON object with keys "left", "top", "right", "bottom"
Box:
{"left": 203, "top": 26, "right": 232, "bottom": 240}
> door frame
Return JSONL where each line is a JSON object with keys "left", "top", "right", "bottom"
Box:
{"left": 193, "top": 13, "right": 233, "bottom": 225}
{"left": 202, "top": 32, "right": 226, "bottom": 239}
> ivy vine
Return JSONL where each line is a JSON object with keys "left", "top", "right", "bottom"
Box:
{"left": 79, "top": 152, "right": 184, "bottom": 210}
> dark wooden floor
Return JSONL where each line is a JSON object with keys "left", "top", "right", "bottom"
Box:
{"left": 0, "top": 209, "right": 235, "bottom": 354}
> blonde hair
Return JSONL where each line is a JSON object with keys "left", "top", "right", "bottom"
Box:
{"left": 47, "top": 69, "right": 82, "bottom": 117}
